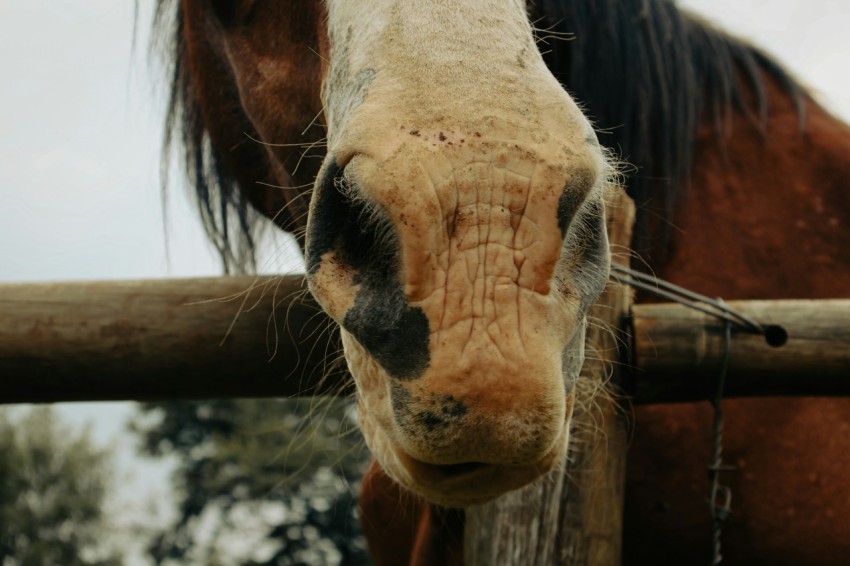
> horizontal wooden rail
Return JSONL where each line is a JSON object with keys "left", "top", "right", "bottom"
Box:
{"left": 0, "top": 276, "right": 348, "bottom": 403}
{"left": 1, "top": 278, "right": 848, "bottom": 404}
{"left": 630, "top": 299, "right": 850, "bottom": 404}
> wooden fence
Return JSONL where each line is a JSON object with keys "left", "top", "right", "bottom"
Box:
{"left": 2, "top": 190, "right": 849, "bottom": 565}
{"left": 3, "top": 277, "right": 848, "bottom": 405}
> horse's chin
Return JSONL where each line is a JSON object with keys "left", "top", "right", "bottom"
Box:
{"left": 361, "top": 400, "right": 572, "bottom": 508}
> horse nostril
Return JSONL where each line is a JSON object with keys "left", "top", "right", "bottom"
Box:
{"left": 306, "top": 160, "right": 398, "bottom": 277}
{"left": 308, "top": 159, "right": 430, "bottom": 382}
{"left": 336, "top": 177, "right": 391, "bottom": 273}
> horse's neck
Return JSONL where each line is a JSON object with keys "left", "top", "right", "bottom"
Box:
{"left": 658, "top": 75, "right": 850, "bottom": 300}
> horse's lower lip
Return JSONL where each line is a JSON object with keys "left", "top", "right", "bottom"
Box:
{"left": 438, "top": 461, "right": 489, "bottom": 476}
{"left": 376, "top": 409, "right": 572, "bottom": 506}
{"left": 395, "top": 449, "right": 558, "bottom": 507}
{"left": 410, "top": 458, "right": 490, "bottom": 480}
{"left": 396, "top": 450, "right": 498, "bottom": 486}
{"left": 398, "top": 455, "right": 505, "bottom": 505}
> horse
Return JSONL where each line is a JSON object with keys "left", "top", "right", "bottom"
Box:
{"left": 154, "top": 1, "right": 850, "bottom": 563}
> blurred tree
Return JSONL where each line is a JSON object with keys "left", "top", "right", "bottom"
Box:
{"left": 0, "top": 407, "right": 121, "bottom": 565}
{"left": 132, "top": 398, "right": 372, "bottom": 565}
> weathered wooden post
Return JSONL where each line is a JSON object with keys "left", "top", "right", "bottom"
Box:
{"left": 4, "top": 276, "right": 848, "bottom": 406}
{"left": 464, "top": 186, "right": 634, "bottom": 565}
{"left": 632, "top": 299, "right": 850, "bottom": 403}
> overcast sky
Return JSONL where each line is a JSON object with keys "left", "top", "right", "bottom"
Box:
{"left": 1, "top": 1, "right": 848, "bottom": 284}
{"left": 0, "top": 1, "right": 848, "bottom": 562}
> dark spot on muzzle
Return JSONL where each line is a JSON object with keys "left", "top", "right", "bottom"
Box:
{"left": 391, "top": 386, "right": 469, "bottom": 435}
{"left": 307, "top": 158, "right": 430, "bottom": 381}
{"left": 344, "top": 281, "right": 430, "bottom": 381}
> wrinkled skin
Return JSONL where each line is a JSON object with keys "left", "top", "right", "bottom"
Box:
{"left": 187, "top": 0, "right": 611, "bottom": 507}
{"left": 178, "top": 0, "right": 850, "bottom": 563}
{"left": 306, "top": 0, "right": 611, "bottom": 506}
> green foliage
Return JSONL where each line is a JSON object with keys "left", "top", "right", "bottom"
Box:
{"left": 0, "top": 407, "right": 121, "bottom": 566}
{"left": 131, "top": 398, "right": 372, "bottom": 565}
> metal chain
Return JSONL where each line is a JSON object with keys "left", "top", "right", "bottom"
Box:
{"left": 707, "top": 309, "right": 735, "bottom": 565}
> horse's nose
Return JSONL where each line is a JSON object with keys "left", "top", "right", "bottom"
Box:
{"left": 305, "top": 0, "right": 612, "bottom": 506}
{"left": 305, "top": 142, "right": 594, "bottom": 467}
{"left": 306, "top": 140, "right": 599, "bottom": 379}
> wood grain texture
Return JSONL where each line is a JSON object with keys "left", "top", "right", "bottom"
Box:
{"left": 631, "top": 299, "right": 850, "bottom": 403}
{"left": 0, "top": 276, "right": 347, "bottom": 403}
{"left": 464, "top": 185, "right": 634, "bottom": 565}
{"left": 4, "top": 278, "right": 847, "bottom": 407}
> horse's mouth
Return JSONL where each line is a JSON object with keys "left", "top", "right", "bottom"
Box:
{"left": 388, "top": 426, "right": 568, "bottom": 508}
{"left": 403, "top": 456, "right": 493, "bottom": 486}
{"left": 433, "top": 461, "right": 490, "bottom": 477}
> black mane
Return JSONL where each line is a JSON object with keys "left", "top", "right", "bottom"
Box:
{"left": 536, "top": 0, "right": 805, "bottom": 264}
{"left": 154, "top": 0, "right": 258, "bottom": 273}
{"left": 154, "top": 0, "right": 806, "bottom": 272}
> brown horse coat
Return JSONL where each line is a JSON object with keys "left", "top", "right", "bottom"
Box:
{"left": 157, "top": 1, "right": 850, "bottom": 563}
